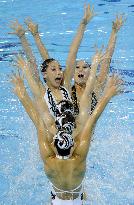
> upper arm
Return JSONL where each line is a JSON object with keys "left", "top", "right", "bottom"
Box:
{"left": 37, "top": 122, "right": 54, "bottom": 162}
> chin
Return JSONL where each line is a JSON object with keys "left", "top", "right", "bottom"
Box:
{"left": 53, "top": 83, "right": 60, "bottom": 88}
{"left": 78, "top": 81, "right": 85, "bottom": 86}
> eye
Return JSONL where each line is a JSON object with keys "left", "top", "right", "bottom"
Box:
{"left": 83, "top": 65, "right": 88, "bottom": 69}
{"left": 51, "top": 67, "right": 56, "bottom": 71}
{"left": 76, "top": 66, "right": 79, "bottom": 69}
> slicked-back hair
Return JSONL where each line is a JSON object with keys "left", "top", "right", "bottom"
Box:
{"left": 41, "top": 58, "right": 55, "bottom": 73}
{"left": 54, "top": 139, "right": 72, "bottom": 156}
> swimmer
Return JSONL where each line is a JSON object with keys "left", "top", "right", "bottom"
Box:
{"left": 71, "top": 14, "right": 125, "bottom": 115}
{"left": 11, "top": 61, "right": 123, "bottom": 204}
{"left": 9, "top": 4, "right": 95, "bottom": 136}
{"left": 13, "top": 47, "right": 102, "bottom": 141}
{"left": 24, "top": 11, "right": 125, "bottom": 116}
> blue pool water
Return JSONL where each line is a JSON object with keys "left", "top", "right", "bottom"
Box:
{"left": 0, "top": 0, "right": 134, "bottom": 204}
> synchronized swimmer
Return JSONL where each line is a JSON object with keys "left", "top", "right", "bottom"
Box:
{"left": 10, "top": 4, "right": 125, "bottom": 205}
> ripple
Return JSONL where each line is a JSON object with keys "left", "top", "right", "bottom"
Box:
{"left": 0, "top": 174, "right": 9, "bottom": 197}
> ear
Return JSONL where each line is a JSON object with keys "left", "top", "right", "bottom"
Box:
{"left": 43, "top": 71, "right": 47, "bottom": 79}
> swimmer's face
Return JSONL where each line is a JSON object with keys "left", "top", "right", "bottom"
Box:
{"left": 43, "top": 61, "right": 63, "bottom": 88}
{"left": 74, "top": 60, "right": 91, "bottom": 86}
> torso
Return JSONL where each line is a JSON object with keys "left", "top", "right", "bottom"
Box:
{"left": 44, "top": 155, "right": 86, "bottom": 199}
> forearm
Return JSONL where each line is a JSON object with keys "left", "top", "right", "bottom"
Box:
{"left": 20, "top": 35, "right": 39, "bottom": 81}
{"left": 67, "top": 19, "right": 88, "bottom": 61}
{"left": 106, "top": 29, "right": 117, "bottom": 57}
{"left": 84, "top": 58, "right": 99, "bottom": 97}
{"left": 83, "top": 94, "right": 111, "bottom": 136}
{"left": 65, "top": 19, "right": 90, "bottom": 84}
{"left": 98, "top": 30, "right": 117, "bottom": 83}
{"left": 35, "top": 97, "right": 57, "bottom": 139}
{"left": 24, "top": 66, "right": 42, "bottom": 97}
{"left": 32, "top": 33, "right": 50, "bottom": 60}
{"left": 17, "top": 89, "right": 39, "bottom": 127}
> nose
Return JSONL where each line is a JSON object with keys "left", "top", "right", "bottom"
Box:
{"left": 57, "top": 69, "right": 63, "bottom": 76}
{"left": 78, "top": 66, "right": 83, "bottom": 72}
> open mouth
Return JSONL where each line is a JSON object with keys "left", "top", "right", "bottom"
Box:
{"left": 55, "top": 77, "right": 62, "bottom": 82}
{"left": 78, "top": 74, "right": 84, "bottom": 78}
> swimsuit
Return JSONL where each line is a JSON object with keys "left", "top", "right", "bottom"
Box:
{"left": 71, "top": 85, "right": 98, "bottom": 115}
{"left": 50, "top": 182, "right": 84, "bottom": 205}
{"left": 44, "top": 86, "right": 72, "bottom": 119}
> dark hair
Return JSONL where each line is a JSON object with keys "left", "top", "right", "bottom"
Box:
{"left": 54, "top": 139, "right": 72, "bottom": 156}
{"left": 57, "top": 100, "right": 74, "bottom": 114}
{"left": 41, "top": 58, "right": 55, "bottom": 73}
{"left": 55, "top": 111, "right": 76, "bottom": 134}
{"left": 54, "top": 131, "right": 74, "bottom": 157}
{"left": 76, "top": 61, "right": 91, "bottom": 69}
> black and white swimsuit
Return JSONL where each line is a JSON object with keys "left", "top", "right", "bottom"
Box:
{"left": 44, "top": 86, "right": 72, "bottom": 120}
{"left": 71, "top": 85, "right": 98, "bottom": 115}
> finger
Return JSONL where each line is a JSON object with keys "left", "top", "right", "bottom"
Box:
{"left": 87, "top": 4, "right": 90, "bottom": 12}
{"left": 91, "top": 5, "right": 94, "bottom": 14}
{"left": 116, "top": 88, "right": 124, "bottom": 95}
{"left": 84, "top": 3, "right": 87, "bottom": 18}
{"left": 84, "top": 3, "right": 87, "bottom": 10}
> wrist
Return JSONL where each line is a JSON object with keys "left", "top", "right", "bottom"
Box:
{"left": 32, "top": 31, "right": 39, "bottom": 37}
{"left": 112, "top": 26, "right": 118, "bottom": 34}
{"left": 103, "top": 91, "right": 112, "bottom": 101}
{"left": 81, "top": 18, "right": 88, "bottom": 26}
{"left": 19, "top": 32, "right": 25, "bottom": 38}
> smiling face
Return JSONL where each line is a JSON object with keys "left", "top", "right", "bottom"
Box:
{"left": 43, "top": 60, "right": 63, "bottom": 89}
{"left": 74, "top": 60, "right": 91, "bottom": 86}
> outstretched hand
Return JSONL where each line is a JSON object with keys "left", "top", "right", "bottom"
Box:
{"left": 25, "top": 17, "right": 38, "bottom": 36}
{"left": 104, "top": 74, "right": 124, "bottom": 97}
{"left": 82, "top": 4, "right": 96, "bottom": 25}
{"left": 9, "top": 20, "right": 26, "bottom": 37}
{"left": 10, "top": 69, "right": 25, "bottom": 98}
{"left": 112, "top": 14, "right": 126, "bottom": 32}
{"left": 91, "top": 46, "right": 104, "bottom": 65}
{"left": 13, "top": 55, "right": 29, "bottom": 72}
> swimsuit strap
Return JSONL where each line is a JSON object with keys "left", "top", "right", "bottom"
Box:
{"left": 71, "top": 85, "right": 79, "bottom": 116}
{"left": 60, "top": 86, "right": 72, "bottom": 102}
{"left": 90, "top": 91, "right": 98, "bottom": 114}
{"left": 44, "top": 86, "right": 59, "bottom": 119}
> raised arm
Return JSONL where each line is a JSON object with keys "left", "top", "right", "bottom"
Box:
{"left": 11, "top": 63, "right": 57, "bottom": 140}
{"left": 25, "top": 18, "right": 50, "bottom": 60}
{"left": 75, "top": 74, "right": 123, "bottom": 157}
{"left": 9, "top": 20, "right": 40, "bottom": 82}
{"left": 76, "top": 49, "right": 103, "bottom": 126}
{"left": 14, "top": 55, "right": 44, "bottom": 97}
{"left": 97, "top": 14, "right": 125, "bottom": 84}
{"left": 64, "top": 4, "right": 95, "bottom": 90}
{"left": 11, "top": 70, "right": 40, "bottom": 127}
{"left": 11, "top": 71, "right": 54, "bottom": 160}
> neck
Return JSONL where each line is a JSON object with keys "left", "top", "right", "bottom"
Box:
{"left": 46, "top": 82, "right": 60, "bottom": 92}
